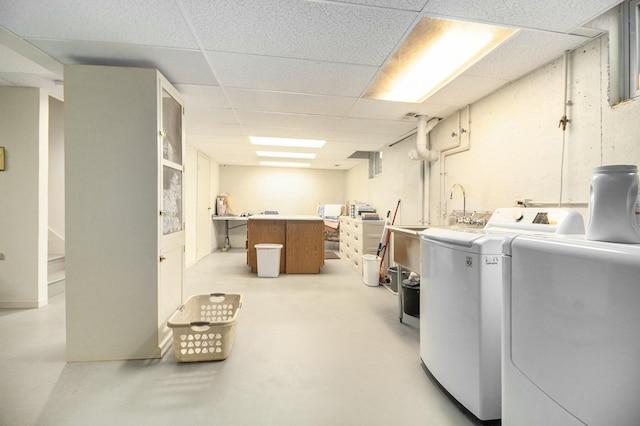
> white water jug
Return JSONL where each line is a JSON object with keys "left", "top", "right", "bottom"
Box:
{"left": 586, "top": 165, "right": 640, "bottom": 243}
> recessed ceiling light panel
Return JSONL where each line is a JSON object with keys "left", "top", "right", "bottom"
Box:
{"left": 364, "top": 18, "right": 517, "bottom": 103}
{"left": 250, "top": 136, "right": 325, "bottom": 148}
{"left": 256, "top": 151, "right": 316, "bottom": 159}
{"left": 260, "top": 161, "right": 311, "bottom": 168}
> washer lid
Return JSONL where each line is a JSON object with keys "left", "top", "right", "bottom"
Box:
{"left": 420, "top": 227, "right": 486, "bottom": 246}
{"left": 421, "top": 227, "right": 504, "bottom": 253}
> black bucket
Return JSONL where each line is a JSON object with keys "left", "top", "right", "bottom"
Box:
{"left": 402, "top": 280, "right": 420, "bottom": 317}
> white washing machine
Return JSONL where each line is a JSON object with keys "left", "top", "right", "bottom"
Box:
{"left": 419, "top": 208, "right": 584, "bottom": 421}
{"left": 502, "top": 234, "right": 640, "bottom": 425}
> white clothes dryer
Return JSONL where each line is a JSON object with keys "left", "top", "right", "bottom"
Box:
{"left": 419, "top": 208, "right": 584, "bottom": 421}
{"left": 502, "top": 234, "right": 640, "bottom": 425}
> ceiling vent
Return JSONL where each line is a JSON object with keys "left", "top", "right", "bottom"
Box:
{"left": 400, "top": 112, "right": 419, "bottom": 120}
{"left": 348, "top": 151, "right": 372, "bottom": 159}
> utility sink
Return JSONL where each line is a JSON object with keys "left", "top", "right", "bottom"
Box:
{"left": 386, "top": 225, "right": 428, "bottom": 273}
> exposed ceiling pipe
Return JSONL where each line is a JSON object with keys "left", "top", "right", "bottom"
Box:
{"left": 409, "top": 115, "right": 440, "bottom": 162}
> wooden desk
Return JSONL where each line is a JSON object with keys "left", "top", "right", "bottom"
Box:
{"left": 247, "top": 215, "right": 324, "bottom": 274}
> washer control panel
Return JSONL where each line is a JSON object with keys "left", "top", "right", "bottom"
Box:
{"left": 485, "top": 208, "right": 585, "bottom": 234}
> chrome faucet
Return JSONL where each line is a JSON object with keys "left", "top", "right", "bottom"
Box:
{"left": 450, "top": 183, "right": 466, "bottom": 221}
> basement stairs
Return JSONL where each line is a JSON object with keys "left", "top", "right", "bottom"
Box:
{"left": 48, "top": 254, "right": 65, "bottom": 298}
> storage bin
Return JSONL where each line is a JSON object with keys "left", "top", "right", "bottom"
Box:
{"left": 255, "top": 243, "right": 283, "bottom": 277}
{"left": 167, "top": 293, "right": 243, "bottom": 362}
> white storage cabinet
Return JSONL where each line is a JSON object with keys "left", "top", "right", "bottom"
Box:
{"left": 339, "top": 217, "right": 385, "bottom": 275}
{"left": 65, "top": 65, "right": 185, "bottom": 361}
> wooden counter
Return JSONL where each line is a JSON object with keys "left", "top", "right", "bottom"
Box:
{"left": 247, "top": 215, "right": 324, "bottom": 274}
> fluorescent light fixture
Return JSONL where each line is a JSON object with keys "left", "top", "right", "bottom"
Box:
{"left": 250, "top": 136, "right": 325, "bottom": 148}
{"left": 260, "top": 161, "right": 311, "bottom": 168}
{"left": 364, "top": 18, "right": 517, "bottom": 103}
{"left": 256, "top": 151, "right": 316, "bottom": 159}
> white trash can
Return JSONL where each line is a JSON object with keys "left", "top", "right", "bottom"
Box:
{"left": 255, "top": 243, "right": 283, "bottom": 277}
{"left": 362, "top": 254, "right": 381, "bottom": 287}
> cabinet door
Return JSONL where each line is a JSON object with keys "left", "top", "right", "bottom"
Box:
{"left": 159, "top": 244, "right": 183, "bottom": 328}
{"left": 285, "top": 221, "right": 324, "bottom": 273}
{"left": 159, "top": 85, "right": 184, "bottom": 324}
{"left": 247, "top": 220, "right": 286, "bottom": 272}
{"left": 161, "top": 88, "right": 184, "bottom": 236}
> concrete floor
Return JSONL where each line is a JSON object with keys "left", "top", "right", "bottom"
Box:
{"left": 1, "top": 249, "right": 486, "bottom": 426}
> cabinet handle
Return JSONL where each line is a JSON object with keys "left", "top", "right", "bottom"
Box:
{"left": 159, "top": 255, "right": 166, "bottom": 262}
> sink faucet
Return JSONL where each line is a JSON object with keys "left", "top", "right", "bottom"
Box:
{"left": 449, "top": 183, "right": 466, "bottom": 220}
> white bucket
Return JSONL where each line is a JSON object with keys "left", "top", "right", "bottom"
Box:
{"left": 362, "top": 254, "right": 380, "bottom": 287}
{"left": 255, "top": 244, "right": 283, "bottom": 277}
{"left": 586, "top": 165, "right": 640, "bottom": 243}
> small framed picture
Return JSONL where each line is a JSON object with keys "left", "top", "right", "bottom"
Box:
{"left": 0, "top": 147, "right": 4, "bottom": 171}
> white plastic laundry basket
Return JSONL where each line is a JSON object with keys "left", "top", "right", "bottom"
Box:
{"left": 167, "top": 293, "right": 243, "bottom": 362}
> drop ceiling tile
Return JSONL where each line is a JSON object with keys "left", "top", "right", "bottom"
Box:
{"left": 207, "top": 51, "right": 378, "bottom": 97}
{"left": 235, "top": 110, "right": 343, "bottom": 131}
{"left": 425, "top": 75, "right": 509, "bottom": 106}
{"left": 333, "top": 131, "right": 401, "bottom": 144}
{"left": 348, "top": 98, "right": 425, "bottom": 120}
{"left": 423, "top": 0, "right": 623, "bottom": 33}
{"left": 0, "top": 0, "right": 197, "bottom": 49}
{"left": 414, "top": 103, "right": 459, "bottom": 119}
{"left": 331, "top": 0, "right": 429, "bottom": 12}
{"left": 464, "top": 30, "right": 591, "bottom": 80}
{"left": 203, "top": 145, "right": 254, "bottom": 155}
{"left": 29, "top": 39, "right": 216, "bottom": 86}
{"left": 320, "top": 144, "right": 377, "bottom": 158}
{"left": 174, "top": 84, "right": 230, "bottom": 109}
{"left": 225, "top": 88, "right": 356, "bottom": 117}
{"left": 185, "top": 107, "right": 239, "bottom": 127}
{"left": 337, "top": 117, "right": 417, "bottom": 134}
{"left": 187, "top": 123, "right": 246, "bottom": 137}
{"left": 182, "top": 0, "right": 416, "bottom": 66}
{"left": 241, "top": 126, "right": 335, "bottom": 141}
{"left": 188, "top": 134, "right": 249, "bottom": 145}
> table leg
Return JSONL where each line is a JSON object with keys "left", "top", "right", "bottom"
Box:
{"left": 222, "top": 220, "right": 231, "bottom": 251}
{"left": 397, "top": 265, "right": 404, "bottom": 323}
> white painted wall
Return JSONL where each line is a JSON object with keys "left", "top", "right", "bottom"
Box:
{"left": 220, "top": 165, "right": 346, "bottom": 215}
{"left": 48, "top": 97, "right": 65, "bottom": 254}
{"left": 185, "top": 145, "right": 198, "bottom": 267}
{"left": 348, "top": 32, "right": 640, "bottom": 227}
{"left": 0, "top": 87, "right": 49, "bottom": 308}
{"left": 216, "top": 165, "right": 346, "bottom": 248}
{"left": 345, "top": 134, "right": 425, "bottom": 225}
